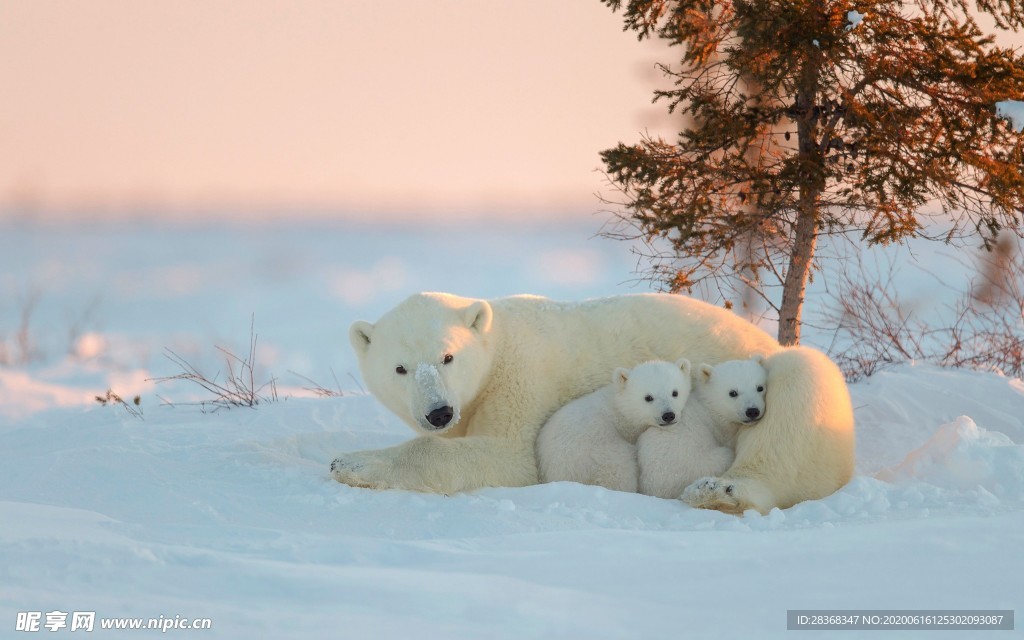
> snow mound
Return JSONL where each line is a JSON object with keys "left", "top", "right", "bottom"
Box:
{"left": 877, "top": 416, "right": 1024, "bottom": 502}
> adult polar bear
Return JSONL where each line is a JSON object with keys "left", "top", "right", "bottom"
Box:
{"left": 332, "top": 292, "right": 855, "bottom": 514}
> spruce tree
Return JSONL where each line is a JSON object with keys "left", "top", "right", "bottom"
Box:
{"left": 600, "top": 0, "right": 1024, "bottom": 345}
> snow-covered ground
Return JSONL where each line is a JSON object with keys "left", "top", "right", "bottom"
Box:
{"left": 1, "top": 219, "right": 1021, "bottom": 638}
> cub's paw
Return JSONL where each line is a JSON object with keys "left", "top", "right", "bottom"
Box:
{"left": 329, "top": 451, "right": 392, "bottom": 489}
{"left": 680, "top": 476, "right": 741, "bottom": 514}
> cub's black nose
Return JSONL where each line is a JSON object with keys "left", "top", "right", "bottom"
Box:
{"left": 661, "top": 411, "right": 676, "bottom": 424}
{"left": 745, "top": 407, "right": 761, "bottom": 420}
{"left": 426, "top": 406, "right": 454, "bottom": 427}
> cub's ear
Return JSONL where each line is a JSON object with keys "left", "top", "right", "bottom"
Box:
{"left": 698, "top": 363, "right": 714, "bottom": 383}
{"left": 613, "top": 367, "right": 630, "bottom": 389}
{"left": 675, "top": 358, "right": 692, "bottom": 378}
{"left": 752, "top": 354, "right": 767, "bottom": 366}
{"left": 349, "top": 320, "right": 374, "bottom": 355}
{"left": 465, "top": 300, "right": 493, "bottom": 334}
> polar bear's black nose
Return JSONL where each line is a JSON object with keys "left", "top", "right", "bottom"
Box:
{"left": 661, "top": 411, "right": 675, "bottom": 424}
{"left": 745, "top": 407, "right": 761, "bottom": 420}
{"left": 426, "top": 406, "right": 454, "bottom": 427}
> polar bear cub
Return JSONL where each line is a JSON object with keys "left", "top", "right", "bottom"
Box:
{"left": 638, "top": 357, "right": 767, "bottom": 499}
{"left": 698, "top": 357, "right": 769, "bottom": 449}
{"left": 537, "top": 360, "right": 691, "bottom": 493}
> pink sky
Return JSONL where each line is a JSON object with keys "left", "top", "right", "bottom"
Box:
{"left": 1, "top": 1, "right": 1020, "bottom": 220}
{"left": 0, "top": 0, "right": 673, "bottom": 219}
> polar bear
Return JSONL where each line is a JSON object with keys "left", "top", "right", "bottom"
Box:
{"left": 698, "top": 357, "right": 769, "bottom": 450}
{"left": 637, "top": 358, "right": 766, "bottom": 499}
{"left": 681, "top": 346, "right": 855, "bottom": 514}
{"left": 536, "top": 359, "right": 691, "bottom": 492}
{"left": 331, "top": 292, "right": 854, "bottom": 514}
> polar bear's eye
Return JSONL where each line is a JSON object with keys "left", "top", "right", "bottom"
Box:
{"left": 443, "top": 353, "right": 454, "bottom": 365}
{"left": 644, "top": 395, "right": 654, "bottom": 402}
{"left": 396, "top": 365, "right": 408, "bottom": 375}
{"left": 671, "top": 390, "right": 678, "bottom": 397}
{"left": 729, "top": 390, "right": 738, "bottom": 398}
{"left": 757, "top": 385, "right": 764, "bottom": 393}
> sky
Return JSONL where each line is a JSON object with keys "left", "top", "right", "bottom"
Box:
{"left": 0, "top": 1, "right": 1020, "bottom": 221}
{"left": 0, "top": 0, "right": 673, "bottom": 220}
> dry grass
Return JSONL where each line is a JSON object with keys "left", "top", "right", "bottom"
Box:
{"left": 288, "top": 369, "right": 351, "bottom": 398}
{"left": 0, "top": 291, "right": 43, "bottom": 366}
{"left": 95, "top": 389, "right": 144, "bottom": 419}
{"left": 151, "top": 316, "right": 279, "bottom": 412}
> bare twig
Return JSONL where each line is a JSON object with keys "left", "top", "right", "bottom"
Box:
{"left": 0, "top": 290, "right": 43, "bottom": 366}
{"left": 149, "top": 316, "right": 280, "bottom": 411}
{"left": 95, "top": 389, "right": 144, "bottom": 420}
{"left": 823, "top": 243, "right": 1024, "bottom": 381}
{"left": 288, "top": 369, "right": 349, "bottom": 398}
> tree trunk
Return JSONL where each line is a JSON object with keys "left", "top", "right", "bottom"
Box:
{"left": 738, "top": 74, "right": 767, "bottom": 322}
{"left": 778, "top": 51, "right": 823, "bottom": 346}
{"left": 778, "top": 194, "right": 817, "bottom": 345}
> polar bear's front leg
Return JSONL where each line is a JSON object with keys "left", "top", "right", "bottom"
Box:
{"left": 330, "top": 435, "right": 537, "bottom": 493}
{"left": 680, "top": 476, "right": 776, "bottom": 515}
{"left": 329, "top": 449, "right": 396, "bottom": 490}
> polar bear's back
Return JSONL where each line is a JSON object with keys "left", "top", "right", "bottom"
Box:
{"left": 489, "top": 293, "right": 779, "bottom": 410}
{"left": 491, "top": 294, "right": 775, "bottom": 359}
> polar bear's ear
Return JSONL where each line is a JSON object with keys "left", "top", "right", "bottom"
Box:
{"left": 613, "top": 367, "right": 630, "bottom": 389}
{"left": 752, "top": 354, "right": 767, "bottom": 367}
{"left": 465, "top": 300, "right": 493, "bottom": 334}
{"left": 698, "top": 363, "right": 714, "bottom": 383}
{"left": 349, "top": 321, "right": 374, "bottom": 355}
{"left": 675, "top": 358, "right": 692, "bottom": 377}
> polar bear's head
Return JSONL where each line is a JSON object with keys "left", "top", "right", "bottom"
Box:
{"left": 612, "top": 359, "right": 692, "bottom": 428}
{"left": 349, "top": 293, "right": 495, "bottom": 434}
{"left": 698, "top": 357, "right": 767, "bottom": 425}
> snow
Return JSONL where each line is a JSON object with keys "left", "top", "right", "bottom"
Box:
{"left": 846, "top": 10, "right": 866, "bottom": 31}
{"left": 414, "top": 362, "right": 460, "bottom": 426}
{"left": 1, "top": 220, "right": 1022, "bottom": 638}
{"left": 877, "top": 416, "right": 1023, "bottom": 500}
{"left": 996, "top": 100, "right": 1024, "bottom": 132}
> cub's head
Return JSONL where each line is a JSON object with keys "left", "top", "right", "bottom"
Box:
{"left": 612, "top": 359, "right": 692, "bottom": 428}
{"left": 349, "top": 293, "right": 495, "bottom": 434}
{"left": 698, "top": 356, "right": 767, "bottom": 425}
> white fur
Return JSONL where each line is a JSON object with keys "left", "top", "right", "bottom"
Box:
{"left": 331, "top": 293, "right": 854, "bottom": 513}
{"left": 536, "top": 360, "right": 691, "bottom": 492}
{"left": 680, "top": 346, "right": 856, "bottom": 514}
{"left": 698, "top": 357, "right": 768, "bottom": 449}
{"left": 637, "top": 358, "right": 767, "bottom": 499}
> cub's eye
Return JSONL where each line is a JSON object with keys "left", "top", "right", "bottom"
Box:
{"left": 644, "top": 395, "right": 654, "bottom": 402}
{"left": 395, "top": 366, "right": 408, "bottom": 375}
{"left": 757, "top": 385, "right": 765, "bottom": 393}
{"left": 729, "top": 390, "right": 738, "bottom": 398}
{"left": 443, "top": 353, "right": 454, "bottom": 365}
{"left": 671, "top": 390, "right": 679, "bottom": 397}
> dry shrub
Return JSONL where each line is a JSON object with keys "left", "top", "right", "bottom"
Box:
{"left": 151, "top": 316, "right": 279, "bottom": 411}
{"left": 825, "top": 234, "right": 1024, "bottom": 381}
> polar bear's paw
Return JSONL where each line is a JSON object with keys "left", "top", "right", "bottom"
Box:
{"left": 330, "top": 451, "right": 393, "bottom": 489}
{"left": 680, "top": 476, "right": 743, "bottom": 515}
